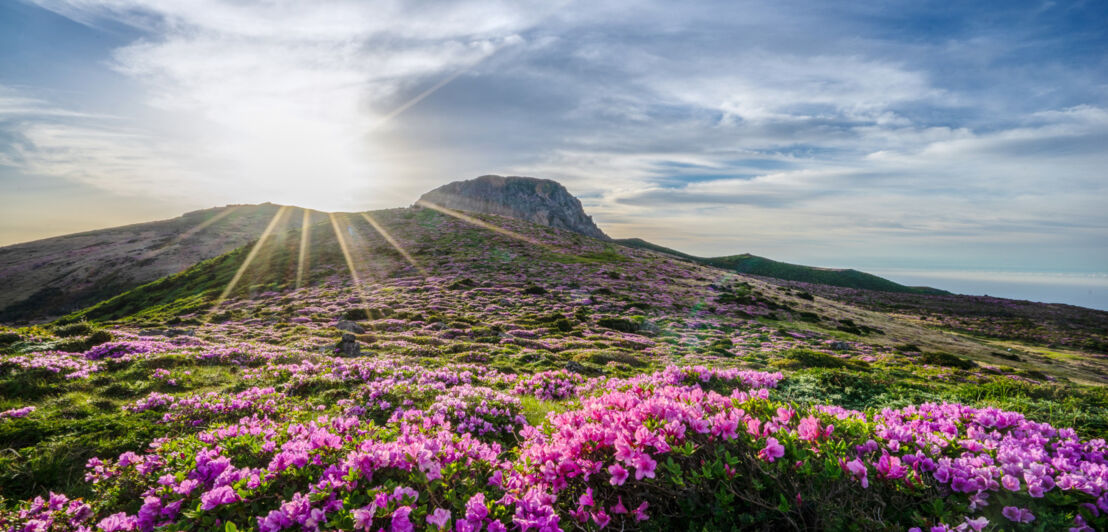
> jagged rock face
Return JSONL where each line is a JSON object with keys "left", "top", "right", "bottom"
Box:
{"left": 418, "top": 175, "right": 609, "bottom": 240}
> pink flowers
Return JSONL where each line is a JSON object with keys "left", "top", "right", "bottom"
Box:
{"left": 607, "top": 464, "right": 629, "bottom": 486}
{"left": 759, "top": 437, "right": 785, "bottom": 463}
{"left": 426, "top": 508, "right": 451, "bottom": 528}
{"left": 0, "top": 405, "right": 35, "bottom": 418}
{"left": 874, "top": 453, "right": 906, "bottom": 480}
{"left": 199, "top": 485, "right": 240, "bottom": 510}
{"left": 632, "top": 453, "right": 657, "bottom": 479}
{"left": 844, "top": 458, "right": 869, "bottom": 488}
{"left": 97, "top": 512, "right": 138, "bottom": 531}
{"left": 1002, "top": 506, "right": 1035, "bottom": 523}
{"left": 513, "top": 369, "right": 584, "bottom": 400}
{"left": 5, "top": 352, "right": 1108, "bottom": 532}
{"left": 797, "top": 416, "right": 822, "bottom": 441}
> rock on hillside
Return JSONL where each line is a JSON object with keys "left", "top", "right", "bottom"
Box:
{"left": 417, "top": 175, "right": 608, "bottom": 240}
{"left": 0, "top": 203, "right": 324, "bottom": 323}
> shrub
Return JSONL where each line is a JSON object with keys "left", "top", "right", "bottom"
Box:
{"left": 53, "top": 322, "right": 94, "bottom": 338}
{"left": 919, "top": 351, "right": 976, "bottom": 370}
{"left": 85, "top": 330, "right": 113, "bottom": 348}
{"left": 0, "top": 332, "right": 20, "bottom": 346}
{"left": 597, "top": 316, "right": 644, "bottom": 333}
{"left": 772, "top": 348, "right": 849, "bottom": 370}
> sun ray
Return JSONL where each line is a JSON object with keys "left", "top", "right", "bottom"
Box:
{"left": 209, "top": 205, "right": 290, "bottom": 313}
{"left": 296, "top": 208, "right": 312, "bottom": 289}
{"left": 359, "top": 212, "right": 427, "bottom": 277}
{"left": 329, "top": 212, "right": 376, "bottom": 315}
{"left": 140, "top": 206, "right": 241, "bottom": 261}
{"left": 372, "top": 66, "right": 473, "bottom": 128}
{"left": 414, "top": 199, "right": 553, "bottom": 251}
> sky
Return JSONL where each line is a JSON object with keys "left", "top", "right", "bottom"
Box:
{"left": 1, "top": 0, "right": 1106, "bottom": 278}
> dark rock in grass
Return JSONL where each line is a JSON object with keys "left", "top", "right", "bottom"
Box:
{"left": 522, "top": 285, "right": 547, "bottom": 295}
{"left": 830, "top": 341, "right": 851, "bottom": 351}
{"left": 919, "top": 351, "right": 976, "bottom": 370}
{"left": 342, "top": 308, "right": 370, "bottom": 321}
{"left": 335, "top": 320, "right": 365, "bottom": 334}
{"left": 336, "top": 333, "right": 361, "bottom": 357}
{"left": 565, "top": 360, "right": 588, "bottom": 374}
{"left": 597, "top": 317, "right": 641, "bottom": 333}
{"left": 447, "top": 278, "right": 477, "bottom": 290}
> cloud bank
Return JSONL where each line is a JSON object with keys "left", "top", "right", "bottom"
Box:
{"left": 1, "top": 0, "right": 1105, "bottom": 272}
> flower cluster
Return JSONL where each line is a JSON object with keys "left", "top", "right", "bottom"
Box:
{"left": 512, "top": 370, "right": 584, "bottom": 400}
{"left": 0, "top": 405, "right": 35, "bottom": 419}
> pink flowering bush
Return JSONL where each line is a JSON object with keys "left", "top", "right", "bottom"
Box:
{"left": 48, "top": 412, "right": 512, "bottom": 531}
{"left": 0, "top": 405, "right": 35, "bottom": 419}
{"left": 512, "top": 370, "right": 584, "bottom": 400}
{"left": 504, "top": 379, "right": 921, "bottom": 530}
{"left": 4, "top": 358, "right": 1108, "bottom": 531}
{"left": 393, "top": 384, "right": 528, "bottom": 444}
{"left": 124, "top": 387, "right": 300, "bottom": 426}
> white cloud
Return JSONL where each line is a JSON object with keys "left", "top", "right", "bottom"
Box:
{"left": 15, "top": 0, "right": 552, "bottom": 209}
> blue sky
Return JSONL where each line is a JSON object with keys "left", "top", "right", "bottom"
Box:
{"left": 1, "top": 0, "right": 1106, "bottom": 276}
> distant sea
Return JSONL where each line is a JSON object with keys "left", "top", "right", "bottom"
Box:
{"left": 868, "top": 270, "right": 1108, "bottom": 312}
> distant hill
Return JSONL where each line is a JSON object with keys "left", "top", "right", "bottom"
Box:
{"left": 63, "top": 213, "right": 352, "bottom": 324}
{"left": 418, "top": 175, "right": 608, "bottom": 240}
{"left": 0, "top": 204, "right": 325, "bottom": 322}
{"left": 0, "top": 176, "right": 950, "bottom": 325}
{"left": 614, "top": 238, "right": 947, "bottom": 295}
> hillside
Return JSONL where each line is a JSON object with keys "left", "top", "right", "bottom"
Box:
{"left": 0, "top": 204, "right": 326, "bottom": 323}
{"left": 3, "top": 204, "right": 1108, "bottom": 530}
{"left": 614, "top": 238, "right": 946, "bottom": 295}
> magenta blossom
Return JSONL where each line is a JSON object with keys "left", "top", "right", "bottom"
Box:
{"left": 1002, "top": 506, "right": 1035, "bottom": 523}
{"left": 608, "top": 463, "right": 629, "bottom": 486}
{"left": 759, "top": 437, "right": 785, "bottom": 463}
{"left": 200, "top": 485, "right": 240, "bottom": 511}
{"left": 426, "top": 508, "right": 451, "bottom": 528}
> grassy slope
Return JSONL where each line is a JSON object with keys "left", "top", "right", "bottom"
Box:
{"left": 0, "top": 204, "right": 325, "bottom": 323}
{"left": 61, "top": 216, "right": 361, "bottom": 325}
{"left": 2, "top": 206, "right": 1108, "bottom": 507}
{"left": 613, "top": 237, "right": 946, "bottom": 295}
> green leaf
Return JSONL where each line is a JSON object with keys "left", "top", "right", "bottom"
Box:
{"left": 224, "top": 522, "right": 239, "bottom": 532}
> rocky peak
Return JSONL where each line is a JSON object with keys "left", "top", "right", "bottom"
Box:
{"left": 417, "top": 175, "right": 609, "bottom": 240}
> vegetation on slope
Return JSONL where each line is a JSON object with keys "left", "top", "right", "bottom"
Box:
{"left": 614, "top": 238, "right": 946, "bottom": 295}
{"left": 1, "top": 208, "right": 1106, "bottom": 530}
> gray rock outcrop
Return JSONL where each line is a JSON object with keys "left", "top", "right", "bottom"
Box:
{"left": 417, "top": 175, "right": 608, "bottom": 240}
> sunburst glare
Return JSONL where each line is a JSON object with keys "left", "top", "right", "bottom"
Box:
{"left": 209, "top": 205, "right": 290, "bottom": 313}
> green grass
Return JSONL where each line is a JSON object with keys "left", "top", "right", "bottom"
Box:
{"left": 519, "top": 396, "right": 571, "bottom": 426}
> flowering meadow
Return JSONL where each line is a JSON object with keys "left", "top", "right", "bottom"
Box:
{"left": 2, "top": 208, "right": 1108, "bottom": 530}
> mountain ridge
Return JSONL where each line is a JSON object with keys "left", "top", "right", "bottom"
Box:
{"left": 0, "top": 203, "right": 327, "bottom": 322}
{"left": 612, "top": 238, "right": 947, "bottom": 295}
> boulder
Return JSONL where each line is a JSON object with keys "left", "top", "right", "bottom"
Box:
{"left": 336, "top": 333, "right": 361, "bottom": 357}
{"left": 417, "top": 175, "right": 609, "bottom": 240}
{"left": 335, "top": 320, "right": 365, "bottom": 334}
